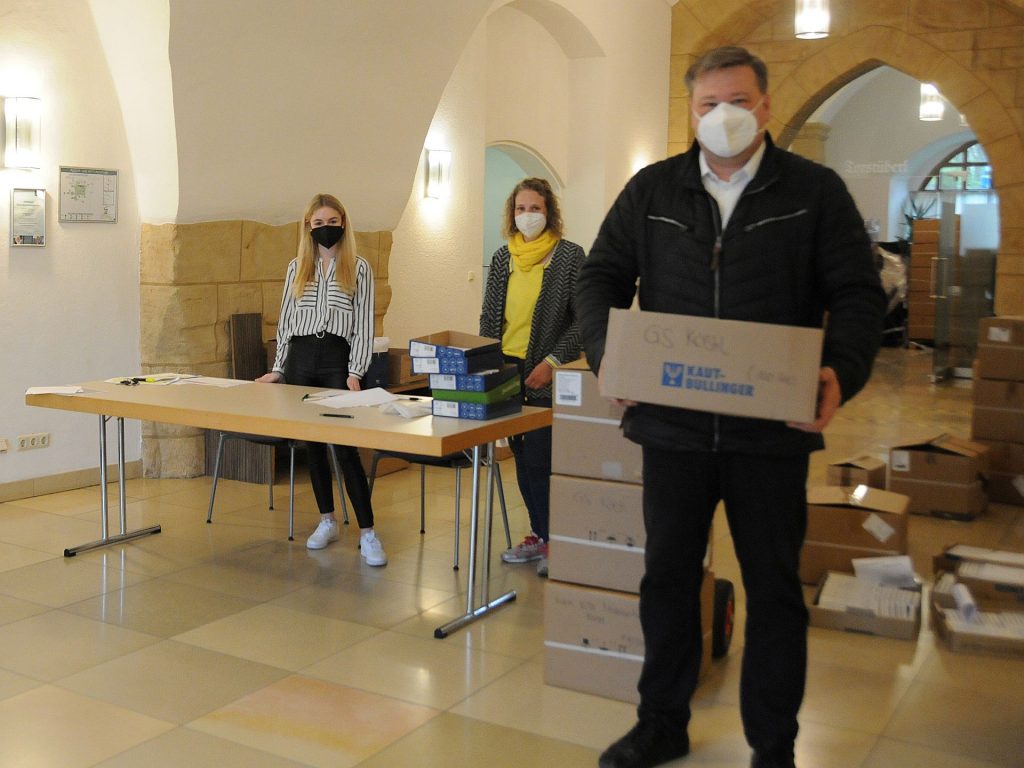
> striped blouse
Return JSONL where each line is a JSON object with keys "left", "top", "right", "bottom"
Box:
{"left": 270, "top": 254, "right": 375, "bottom": 379}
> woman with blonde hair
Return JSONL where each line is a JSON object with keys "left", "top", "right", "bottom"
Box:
{"left": 257, "top": 193, "right": 386, "bottom": 565}
{"left": 480, "top": 177, "right": 585, "bottom": 576}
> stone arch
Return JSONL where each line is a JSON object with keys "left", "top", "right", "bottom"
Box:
{"left": 672, "top": 0, "right": 1024, "bottom": 314}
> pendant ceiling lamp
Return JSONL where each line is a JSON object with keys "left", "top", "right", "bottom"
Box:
{"left": 794, "top": 0, "right": 830, "bottom": 40}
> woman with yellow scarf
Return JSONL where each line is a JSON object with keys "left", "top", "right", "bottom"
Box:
{"left": 480, "top": 177, "right": 586, "bottom": 576}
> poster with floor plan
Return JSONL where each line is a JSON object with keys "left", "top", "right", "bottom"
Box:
{"left": 58, "top": 166, "right": 118, "bottom": 222}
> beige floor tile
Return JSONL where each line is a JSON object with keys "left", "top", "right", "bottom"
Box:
{"left": 0, "top": 556, "right": 151, "bottom": 607}
{"left": 391, "top": 596, "right": 545, "bottom": 659}
{"left": 161, "top": 559, "right": 310, "bottom": 602}
{"left": 157, "top": 477, "right": 273, "bottom": 513}
{"left": 0, "top": 667, "right": 42, "bottom": 702}
{"left": 0, "top": 539, "right": 55, "bottom": 574}
{"left": 0, "top": 685, "right": 173, "bottom": 767}
{"left": 93, "top": 726, "right": 311, "bottom": 767}
{"left": 58, "top": 639, "right": 290, "bottom": 723}
{"left": 175, "top": 603, "right": 380, "bottom": 670}
{"left": 6, "top": 486, "right": 106, "bottom": 516}
{"left": 0, "top": 591, "right": 49, "bottom": 627}
{"left": 357, "top": 712, "right": 600, "bottom": 768}
{"left": 0, "top": 503, "right": 114, "bottom": 555}
{"left": 451, "top": 660, "right": 637, "bottom": 751}
{"left": 862, "top": 737, "right": 1015, "bottom": 768}
{"left": 883, "top": 678, "right": 1024, "bottom": 766}
{"left": 73, "top": 530, "right": 215, "bottom": 577}
{"left": 189, "top": 674, "right": 438, "bottom": 768}
{"left": 63, "top": 577, "right": 257, "bottom": 636}
{"left": 275, "top": 571, "right": 455, "bottom": 629}
{"left": 303, "top": 629, "right": 525, "bottom": 709}
{"left": 0, "top": 609, "right": 159, "bottom": 680}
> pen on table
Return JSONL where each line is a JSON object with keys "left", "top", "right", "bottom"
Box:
{"left": 302, "top": 393, "right": 330, "bottom": 401}
{"left": 320, "top": 412, "right": 354, "bottom": 419}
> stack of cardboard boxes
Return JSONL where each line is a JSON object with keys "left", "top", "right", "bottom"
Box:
{"left": 971, "top": 316, "right": 1024, "bottom": 507}
{"left": 407, "top": 331, "right": 522, "bottom": 420}
{"left": 542, "top": 359, "right": 714, "bottom": 703}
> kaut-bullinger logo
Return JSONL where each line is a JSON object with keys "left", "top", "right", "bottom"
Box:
{"left": 661, "top": 363, "right": 755, "bottom": 397}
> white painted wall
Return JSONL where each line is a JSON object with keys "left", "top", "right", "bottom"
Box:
{"left": 823, "top": 67, "right": 973, "bottom": 241}
{"left": 1, "top": 0, "right": 141, "bottom": 483}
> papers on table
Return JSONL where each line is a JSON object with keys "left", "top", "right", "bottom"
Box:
{"left": 25, "top": 386, "right": 85, "bottom": 395}
{"left": 178, "top": 376, "right": 251, "bottom": 387}
{"left": 309, "top": 387, "right": 400, "bottom": 408}
{"left": 379, "top": 399, "right": 432, "bottom": 419}
{"left": 103, "top": 373, "right": 200, "bottom": 385}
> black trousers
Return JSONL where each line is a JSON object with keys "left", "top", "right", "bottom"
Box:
{"left": 504, "top": 355, "right": 552, "bottom": 542}
{"left": 283, "top": 334, "right": 374, "bottom": 529}
{"left": 637, "top": 447, "right": 809, "bottom": 756}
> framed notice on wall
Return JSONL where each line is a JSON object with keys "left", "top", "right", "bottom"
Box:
{"left": 11, "top": 188, "right": 46, "bottom": 247}
{"left": 59, "top": 166, "right": 118, "bottom": 223}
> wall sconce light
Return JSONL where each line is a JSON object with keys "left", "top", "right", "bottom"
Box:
{"left": 919, "top": 84, "right": 945, "bottom": 122}
{"left": 424, "top": 149, "right": 452, "bottom": 199}
{"left": 2, "top": 96, "right": 42, "bottom": 169}
{"left": 794, "top": 0, "right": 830, "bottom": 40}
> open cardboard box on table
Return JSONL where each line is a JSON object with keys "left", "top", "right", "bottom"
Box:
{"left": 600, "top": 309, "right": 823, "bottom": 423}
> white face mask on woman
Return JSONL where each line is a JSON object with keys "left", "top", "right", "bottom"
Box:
{"left": 694, "top": 99, "right": 763, "bottom": 159}
{"left": 515, "top": 212, "right": 547, "bottom": 240}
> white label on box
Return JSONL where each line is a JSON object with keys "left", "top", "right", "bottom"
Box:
{"left": 1014, "top": 475, "right": 1024, "bottom": 495}
{"left": 411, "top": 357, "right": 440, "bottom": 374}
{"left": 861, "top": 512, "right": 896, "bottom": 544}
{"left": 890, "top": 450, "right": 910, "bottom": 472}
{"left": 409, "top": 341, "right": 437, "bottom": 357}
{"left": 601, "top": 461, "right": 625, "bottom": 480}
{"left": 433, "top": 400, "right": 459, "bottom": 417}
{"left": 987, "top": 326, "right": 1012, "bottom": 343}
{"left": 556, "top": 371, "right": 583, "bottom": 407}
{"left": 431, "top": 374, "right": 457, "bottom": 389}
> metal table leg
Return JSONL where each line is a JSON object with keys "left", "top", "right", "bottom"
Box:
{"left": 64, "top": 415, "right": 162, "bottom": 557}
{"left": 435, "top": 442, "right": 516, "bottom": 638}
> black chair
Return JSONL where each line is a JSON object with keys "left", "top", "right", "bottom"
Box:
{"left": 367, "top": 449, "right": 511, "bottom": 570}
{"left": 205, "top": 313, "right": 349, "bottom": 540}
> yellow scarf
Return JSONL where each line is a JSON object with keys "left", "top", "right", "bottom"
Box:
{"left": 508, "top": 230, "right": 558, "bottom": 272}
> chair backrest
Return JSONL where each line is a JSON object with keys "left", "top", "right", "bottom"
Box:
{"left": 229, "top": 313, "right": 267, "bottom": 380}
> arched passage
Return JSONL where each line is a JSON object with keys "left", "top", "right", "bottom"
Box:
{"left": 671, "top": 0, "right": 1024, "bottom": 314}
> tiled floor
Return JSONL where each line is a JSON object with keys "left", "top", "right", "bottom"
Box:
{"left": 0, "top": 347, "right": 1021, "bottom": 767}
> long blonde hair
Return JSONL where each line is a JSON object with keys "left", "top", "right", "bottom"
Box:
{"left": 293, "top": 193, "right": 357, "bottom": 298}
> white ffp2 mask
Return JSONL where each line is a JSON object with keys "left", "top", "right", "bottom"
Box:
{"left": 694, "top": 100, "right": 763, "bottom": 158}
{"left": 515, "top": 212, "right": 547, "bottom": 240}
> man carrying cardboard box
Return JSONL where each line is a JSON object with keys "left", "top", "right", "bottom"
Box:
{"left": 576, "top": 46, "right": 885, "bottom": 768}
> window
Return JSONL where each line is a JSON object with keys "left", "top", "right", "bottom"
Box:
{"left": 919, "top": 141, "right": 992, "bottom": 192}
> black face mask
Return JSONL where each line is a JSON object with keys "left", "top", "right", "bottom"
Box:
{"left": 311, "top": 224, "right": 345, "bottom": 249}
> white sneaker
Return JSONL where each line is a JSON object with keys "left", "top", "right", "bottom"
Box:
{"left": 306, "top": 519, "right": 339, "bottom": 550}
{"left": 360, "top": 530, "right": 388, "bottom": 566}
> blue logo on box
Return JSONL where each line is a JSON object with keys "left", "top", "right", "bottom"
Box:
{"left": 662, "top": 363, "right": 685, "bottom": 388}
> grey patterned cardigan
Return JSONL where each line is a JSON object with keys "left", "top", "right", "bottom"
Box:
{"left": 479, "top": 239, "right": 586, "bottom": 401}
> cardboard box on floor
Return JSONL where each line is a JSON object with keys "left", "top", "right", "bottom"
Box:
{"left": 809, "top": 571, "right": 921, "bottom": 641}
{"left": 826, "top": 455, "right": 887, "bottom": 489}
{"left": 599, "top": 309, "right": 823, "bottom": 423}
{"left": 552, "top": 360, "right": 643, "bottom": 484}
{"left": 887, "top": 434, "right": 990, "bottom": 520}
{"left": 800, "top": 486, "right": 910, "bottom": 585}
{"left": 931, "top": 594, "right": 1024, "bottom": 658}
{"left": 548, "top": 474, "right": 646, "bottom": 594}
{"left": 543, "top": 573, "right": 714, "bottom": 704}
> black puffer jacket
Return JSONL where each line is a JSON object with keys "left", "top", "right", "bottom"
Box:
{"left": 576, "top": 136, "right": 885, "bottom": 456}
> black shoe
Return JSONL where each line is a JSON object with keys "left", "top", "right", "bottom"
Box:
{"left": 598, "top": 720, "right": 689, "bottom": 768}
{"left": 751, "top": 751, "right": 796, "bottom": 768}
